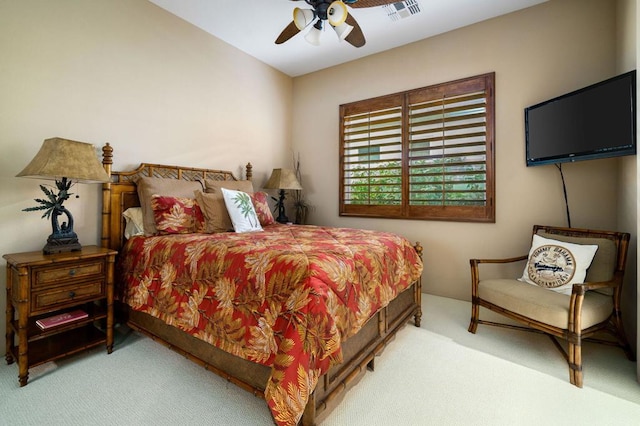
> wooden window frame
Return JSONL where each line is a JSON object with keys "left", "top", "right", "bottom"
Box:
{"left": 339, "top": 73, "right": 495, "bottom": 223}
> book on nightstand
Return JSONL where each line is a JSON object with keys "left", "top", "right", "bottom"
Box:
{"left": 36, "top": 309, "right": 89, "bottom": 330}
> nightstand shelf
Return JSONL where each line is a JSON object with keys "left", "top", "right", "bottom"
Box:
{"left": 4, "top": 246, "right": 117, "bottom": 386}
{"left": 18, "top": 325, "right": 107, "bottom": 367}
{"left": 12, "top": 303, "right": 108, "bottom": 343}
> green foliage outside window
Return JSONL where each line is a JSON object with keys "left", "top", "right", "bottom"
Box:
{"left": 345, "top": 156, "right": 486, "bottom": 206}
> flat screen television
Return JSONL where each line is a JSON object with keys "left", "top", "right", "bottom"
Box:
{"left": 525, "top": 70, "right": 636, "bottom": 166}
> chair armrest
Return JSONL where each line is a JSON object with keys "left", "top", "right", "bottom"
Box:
{"left": 571, "top": 280, "right": 618, "bottom": 295}
{"left": 572, "top": 270, "right": 625, "bottom": 295}
{"left": 568, "top": 272, "right": 625, "bottom": 334}
{"left": 470, "top": 255, "right": 528, "bottom": 297}
{"left": 470, "top": 255, "right": 528, "bottom": 266}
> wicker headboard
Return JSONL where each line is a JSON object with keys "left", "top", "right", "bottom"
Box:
{"left": 100, "top": 143, "right": 252, "bottom": 252}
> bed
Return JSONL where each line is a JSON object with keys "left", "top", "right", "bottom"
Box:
{"left": 99, "top": 143, "right": 424, "bottom": 426}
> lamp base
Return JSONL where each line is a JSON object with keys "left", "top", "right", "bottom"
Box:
{"left": 275, "top": 214, "right": 290, "bottom": 224}
{"left": 274, "top": 189, "right": 290, "bottom": 224}
{"left": 43, "top": 234, "right": 82, "bottom": 255}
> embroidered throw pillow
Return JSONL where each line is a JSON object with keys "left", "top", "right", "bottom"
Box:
{"left": 250, "top": 192, "right": 275, "bottom": 226}
{"left": 151, "top": 195, "right": 205, "bottom": 234}
{"left": 519, "top": 234, "right": 598, "bottom": 295}
{"left": 221, "top": 188, "right": 263, "bottom": 233}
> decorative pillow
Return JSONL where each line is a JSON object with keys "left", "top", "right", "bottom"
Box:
{"left": 250, "top": 191, "right": 275, "bottom": 226}
{"left": 150, "top": 195, "right": 205, "bottom": 234}
{"left": 136, "top": 177, "right": 203, "bottom": 236}
{"left": 122, "top": 207, "right": 144, "bottom": 239}
{"left": 203, "top": 179, "right": 254, "bottom": 195}
{"left": 519, "top": 234, "right": 599, "bottom": 295}
{"left": 221, "top": 188, "right": 263, "bottom": 233}
{"left": 194, "top": 190, "right": 234, "bottom": 233}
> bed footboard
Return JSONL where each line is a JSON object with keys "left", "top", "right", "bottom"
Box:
{"left": 303, "top": 270, "right": 421, "bottom": 425}
{"left": 123, "top": 275, "right": 421, "bottom": 426}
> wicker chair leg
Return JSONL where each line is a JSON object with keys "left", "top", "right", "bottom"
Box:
{"left": 468, "top": 300, "right": 479, "bottom": 334}
{"left": 568, "top": 341, "right": 583, "bottom": 388}
{"left": 619, "top": 337, "right": 636, "bottom": 362}
{"left": 611, "top": 315, "right": 636, "bottom": 361}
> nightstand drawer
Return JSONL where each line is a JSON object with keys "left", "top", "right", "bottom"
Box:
{"left": 32, "top": 280, "right": 105, "bottom": 313}
{"left": 33, "top": 261, "right": 105, "bottom": 288}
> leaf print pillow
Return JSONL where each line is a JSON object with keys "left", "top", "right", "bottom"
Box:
{"left": 221, "top": 188, "right": 263, "bottom": 233}
{"left": 151, "top": 195, "right": 205, "bottom": 234}
{"left": 250, "top": 191, "right": 275, "bottom": 226}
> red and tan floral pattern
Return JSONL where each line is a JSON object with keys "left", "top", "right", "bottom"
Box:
{"left": 118, "top": 224, "right": 423, "bottom": 426}
{"left": 151, "top": 195, "right": 205, "bottom": 234}
{"left": 250, "top": 191, "right": 275, "bottom": 226}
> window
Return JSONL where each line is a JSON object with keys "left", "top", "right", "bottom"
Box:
{"left": 340, "top": 73, "right": 495, "bottom": 222}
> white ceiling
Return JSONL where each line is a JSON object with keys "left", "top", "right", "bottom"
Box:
{"left": 148, "top": 0, "right": 548, "bottom": 77}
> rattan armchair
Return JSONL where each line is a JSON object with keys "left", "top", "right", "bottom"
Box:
{"left": 468, "top": 224, "right": 635, "bottom": 387}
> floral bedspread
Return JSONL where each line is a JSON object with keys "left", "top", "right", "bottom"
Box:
{"left": 118, "top": 224, "right": 423, "bottom": 425}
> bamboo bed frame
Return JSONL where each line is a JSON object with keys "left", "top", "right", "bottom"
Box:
{"left": 99, "top": 143, "right": 423, "bottom": 425}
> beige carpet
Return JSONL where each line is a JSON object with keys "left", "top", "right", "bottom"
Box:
{"left": 323, "top": 318, "right": 640, "bottom": 425}
{"left": 1, "top": 295, "right": 638, "bottom": 425}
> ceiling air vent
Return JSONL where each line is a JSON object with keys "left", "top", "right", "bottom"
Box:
{"left": 383, "top": 0, "right": 422, "bottom": 21}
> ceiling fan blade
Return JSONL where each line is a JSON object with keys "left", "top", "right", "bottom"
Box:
{"left": 344, "top": 14, "right": 365, "bottom": 47}
{"left": 275, "top": 21, "right": 301, "bottom": 44}
{"left": 348, "top": 0, "right": 397, "bottom": 8}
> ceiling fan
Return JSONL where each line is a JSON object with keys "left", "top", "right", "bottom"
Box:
{"left": 275, "top": 0, "right": 398, "bottom": 48}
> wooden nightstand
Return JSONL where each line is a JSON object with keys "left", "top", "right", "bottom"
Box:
{"left": 4, "top": 246, "right": 117, "bottom": 386}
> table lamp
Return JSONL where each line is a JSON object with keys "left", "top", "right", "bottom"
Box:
{"left": 263, "top": 168, "right": 302, "bottom": 224}
{"left": 17, "top": 137, "right": 111, "bottom": 254}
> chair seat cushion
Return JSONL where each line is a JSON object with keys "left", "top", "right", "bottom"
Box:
{"left": 478, "top": 279, "right": 613, "bottom": 329}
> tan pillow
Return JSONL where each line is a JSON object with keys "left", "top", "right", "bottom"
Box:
{"left": 203, "top": 179, "right": 254, "bottom": 194}
{"left": 136, "top": 177, "right": 203, "bottom": 236}
{"left": 195, "top": 190, "right": 234, "bottom": 233}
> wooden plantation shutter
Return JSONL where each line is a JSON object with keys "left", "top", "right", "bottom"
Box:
{"left": 340, "top": 73, "right": 495, "bottom": 222}
{"left": 407, "top": 74, "right": 495, "bottom": 221}
{"left": 340, "top": 94, "right": 404, "bottom": 217}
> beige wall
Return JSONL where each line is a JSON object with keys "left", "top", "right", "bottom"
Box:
{"left": 0, "top": 0, "right": 293, "bottom": 355}
{"left": 293, "top": 0, "right": 623, "bottom": 301}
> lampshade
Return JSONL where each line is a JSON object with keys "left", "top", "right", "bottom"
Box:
{"left": 305, "top": 24, "right": 323, "bottom": 46}
{"left": 327, "top": 1, "right": 348, "bottom": 27}
{"left": 263, "top": 168, "right": 302, "bottom": 191}
{"left": 17, "top": 137, "right": 110, "bottom": 183}
{"left": 294, "top": 8, "right": 316, "bottom": 30}
{"left": 333, "top": 21, "right": 353, "bottom": 41}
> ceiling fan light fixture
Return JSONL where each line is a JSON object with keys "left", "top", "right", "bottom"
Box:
{"left": 293, "top": 8, "right": 316, "bottom": 30}
{"left": 327, "top": 1, "right": 348, "bottom": 27}
{"left": 304, "top": 22, "right": 323, "bottom": 46}
{"left": 333, "top": 21, "right": 353, "bottom": 41}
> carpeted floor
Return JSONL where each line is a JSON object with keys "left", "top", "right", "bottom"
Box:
{"left": 1, "top": 295, "right": 638, "bottom": 425}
